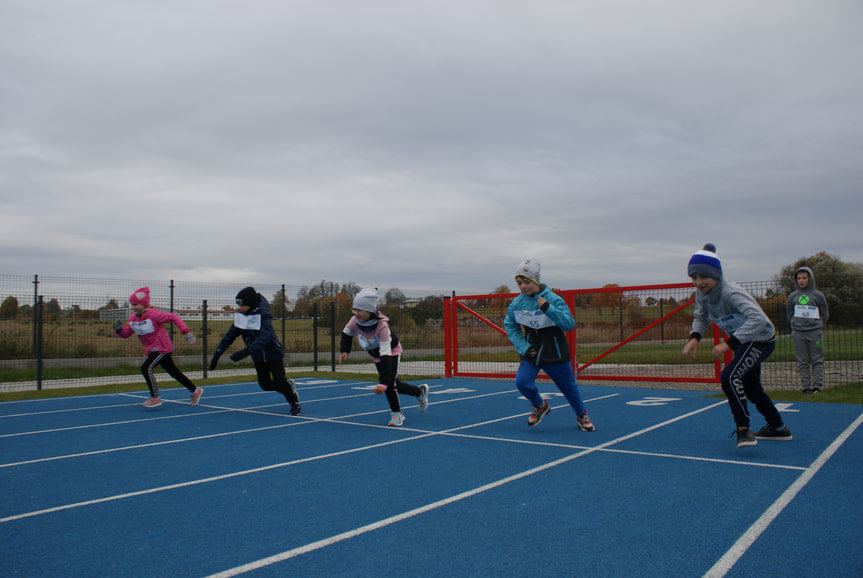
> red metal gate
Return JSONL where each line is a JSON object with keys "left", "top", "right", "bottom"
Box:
{"left": 444, "top": 283, "right": 726, "bottom": 384}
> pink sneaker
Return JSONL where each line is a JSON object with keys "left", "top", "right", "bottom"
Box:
{"left": 190, "top": 388, "right": 203, "bottom": 406}
{"left": 141, "top": 397, "right": 162, "bottom": 408}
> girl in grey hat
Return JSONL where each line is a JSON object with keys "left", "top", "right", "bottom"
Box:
{"left": 338, "top": 288, "right": 429, "bottom": 427}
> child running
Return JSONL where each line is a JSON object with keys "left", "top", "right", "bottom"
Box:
{"left": 682, "top": 244, "right": 792, "bottom": 447}
{"left": 338, "top": 287, "right": 429, "bottom": 427}
{"left": 209, "top": 287, "right": 301, "bottom": 415}
{"left": 114, "top": 286, "right": 202, "bottom": 408}
{"left": 504, "top": 259, "right": 595, "bottom": 431}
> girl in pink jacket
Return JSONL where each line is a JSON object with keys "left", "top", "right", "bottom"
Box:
{"left": 114, "top": 287, "right": 202, "bottom": 408}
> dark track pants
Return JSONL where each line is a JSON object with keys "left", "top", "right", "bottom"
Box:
{"left": 719, "top": 339, "right": 783, "bottom": 429}
{"left": 141, "top": 351, "right": 196, "bottom": 398}
{"left": 255, "top": 359, "right": 299, "bottom": 404}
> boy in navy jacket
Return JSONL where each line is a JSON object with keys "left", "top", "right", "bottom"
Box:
{"left": 210, "top": 287, "right": 301, "bottom": 415}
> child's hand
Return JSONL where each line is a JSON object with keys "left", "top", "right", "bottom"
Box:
{"left": 537, "top": 296, "right": 547, "bottom": 308}
{"left": 682, "top": 338, "right": 699, "bottom": 358}
{"left": 183, "top": 332, "right": 195, "bottom": 344}
{"left": 712, "top": 342, "right": 731, "bottom": 361}
{"left": 338, "top": 352, "right": 348, "bottom": 364}
{"left": 113, "top": 320, "right": 123, "bottom": 332}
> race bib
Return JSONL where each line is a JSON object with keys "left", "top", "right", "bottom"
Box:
{"left": 234, "top": 313, "right": 262, "bottom": 330}
{"left": 514, "top": 310, "right": 557, "bottom": 330}
{"left": 712, "top": 313, "right": 746, "bottom": 335}
{"left": 794, "top": 305, "right": 820, "bottom": 319}
{"left": 130, "top": 320, "right": 155, "bottom": 336}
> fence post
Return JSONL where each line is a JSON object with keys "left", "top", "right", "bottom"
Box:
{"left": 32, "top": 274, "right": 39, "bottom": 355}
{"left": 330, "top": 301, "right": 336, "bottom": 372}
{"left": 443, "top": 293, "right": 453, "bottom": 378}
{"left": 202, "top": 300, "right": 208, "bottom": 379}
{"left": 169, "top": 280, "right": 175, "bottom": 341}
{"left": 312, "top": 303, "right": 318, "bottom": 372}
{"left": 35, "top": 295, "right": 43, "bottom": 390}
{"left": 281, "top": 284, "right": 286, "bottom": 347}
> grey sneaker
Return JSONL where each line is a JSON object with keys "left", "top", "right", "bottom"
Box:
{"left": 417, "top": 384, "right": 429, "bottom": 412}
{"left": 388, "top": 412, "right": 405, "bottom": 427}
{"left": 733, "top": 428, "right": 757, "bottom": 448}
{"left": 576, "top": 411, "right": 595, "bottom": 432}
{"left": 527, "top": 400, "right": 550, "bottom": 426}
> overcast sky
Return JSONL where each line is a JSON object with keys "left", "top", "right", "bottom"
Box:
{"left": 2, "top": 0, "right": 861, "bottom": 296}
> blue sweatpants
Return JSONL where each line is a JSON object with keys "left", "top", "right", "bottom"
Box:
{"left": 515, "top": 360, "right": 586, "bottom": 416}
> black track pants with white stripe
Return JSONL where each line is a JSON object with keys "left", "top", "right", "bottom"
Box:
{"left": 140, "top": 351, "right": 197, "bottom": 398}
{"left": 719, "top": 339, "right": 783, "bottom": 429}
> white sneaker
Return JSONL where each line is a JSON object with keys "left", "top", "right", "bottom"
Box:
{"left": 388, "top": 412, "right": 405, "bottom": 427}
{"left": 190, "top": 388, "right": 203, "bottom": 406}
{"left": 417, "top": 384, "right": 429, "bottom": 412}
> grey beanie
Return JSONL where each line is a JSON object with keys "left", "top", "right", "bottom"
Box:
{"left": 352, "top": 287, "right": 379, "bottom": 313}
{"left": 515, "top": 258, "right": 541, "bottom": 285}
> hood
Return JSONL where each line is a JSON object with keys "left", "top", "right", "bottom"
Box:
{"left": 794, "top": 266, "right": 816, "bottom": 290}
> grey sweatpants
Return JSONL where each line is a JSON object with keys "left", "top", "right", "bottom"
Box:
{"left": 792, "top": 329, "right": 825, "bottom": 388}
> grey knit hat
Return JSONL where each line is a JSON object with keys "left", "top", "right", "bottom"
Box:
{"left": 352, "top": 287, "right": 379, "bottom": 313}
{"left": 515, "top": 258, "right": 541, "bottom": 285}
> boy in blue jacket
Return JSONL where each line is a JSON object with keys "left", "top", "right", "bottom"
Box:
{"left": 504, "top": 259, "right": 594, "bottom": 431}
{"left": 209, "top": 287, "right": 301, "bottom": 415}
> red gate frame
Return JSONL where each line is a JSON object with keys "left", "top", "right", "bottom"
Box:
{"left": 444, "top": 283, "right": 726, "bottom": 383}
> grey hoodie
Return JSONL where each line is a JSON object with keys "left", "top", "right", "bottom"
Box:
{"left": 690, "top": 278, "right": 775, "bottom": 348}
{"left": 786, "top": 266, "right": 829, "bottom": 332}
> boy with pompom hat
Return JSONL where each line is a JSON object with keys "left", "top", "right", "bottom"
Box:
{"left": 504, "top": 259, "right": 595, "bottom": 431}
{"left": 114, "top": 287, "right": 201, "bottom": 408}
{"left": 682, "top": 244, "right": 791, "bottom": 447}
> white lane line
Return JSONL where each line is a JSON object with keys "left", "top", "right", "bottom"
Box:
{"left": 0, "top": 393, "right": 633, "bottom": 525}
{"left": 703, "top": 411, "right": 863, "bottom": 578}
{"left": 205, "top": 400, "right": 728, "bottom": 577}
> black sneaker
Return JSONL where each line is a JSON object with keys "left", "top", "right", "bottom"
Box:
{"left": 811, "top": 387, "right": 821, "bottom": 394}
{"left": 755, "top": 425, "right": 793, "bottom": 440}
{"left": 732, "top": 428, "right": 757, "bottom": 448}
{"left": 290, "top": 403, "right": 302, "bottom": 416}
{"left": 802, "top": 387, "right": 814, "bottom": 394}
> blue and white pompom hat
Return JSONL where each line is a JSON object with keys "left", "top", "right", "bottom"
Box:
{"left": 515, "top": 258, "right": 541, "bottom": 285}
{"left": 687, "top": 243, "right": 722, "bottom": 280}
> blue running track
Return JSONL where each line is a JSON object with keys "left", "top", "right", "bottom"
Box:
{"left": 1, "top": 378, "right": 861, "bottom": 577}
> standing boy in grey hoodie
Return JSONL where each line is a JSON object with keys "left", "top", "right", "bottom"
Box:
{"left": 786, "top": 266, "right": 829, "bottom": 393}
{"left": 682, "top": 244, "right": 791, "bottom": 447}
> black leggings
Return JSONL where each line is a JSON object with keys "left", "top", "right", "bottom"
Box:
{"left": 255, "top": 359, "right": 299, "bottom": 404}
{"left": 141, "top": 352, "right": 196, "bottom": 398}
{"left": 375, "top": 355, "right": 422, "bottom": 412}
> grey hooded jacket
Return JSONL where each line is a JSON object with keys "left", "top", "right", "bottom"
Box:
{"left": 786, "top": 266, "right": 829, "bottom": 333}
{"left": 690, "top": 278, "right": 775, "bottom": 349}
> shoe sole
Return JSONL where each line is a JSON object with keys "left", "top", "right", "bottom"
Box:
{"left": 755, "top": 435, "right": 793, "bottom": 441}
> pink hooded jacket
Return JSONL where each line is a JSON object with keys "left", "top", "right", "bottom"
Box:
{"left": 116, "top": 288, "right": 190, "bottom": 354}
{"left": 117, "top": 307, "right": 191, "bottom": 354}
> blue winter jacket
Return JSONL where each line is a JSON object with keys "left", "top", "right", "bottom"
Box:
{"left": 504, "top": 285, "right": 574, "bottom": 365}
